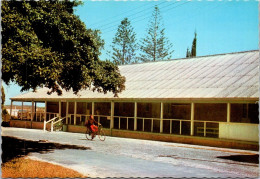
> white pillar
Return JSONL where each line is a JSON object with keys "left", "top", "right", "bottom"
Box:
{"left": 134, "top": 102, "right": 137, "bottom": 131}
{"left": 110, "top": 101, "right": 114, "bottom": 129}
{"left": 44, "top": 101, "right": 47, "bottom": 131}
{"left": 74, "top": 101, "right": 77, "bottom": 125}
{"left": 45, "top": 101, "right": 47, "bottom": 122}
{"left": 92, "top": 102, "right": 94, "bottom": 115}
{"left": 59, "top": 101, "right": 61, "bottom": 118}
{"left": 160, "top": 102, "right": 163, "bottom": 133}
{"left": 51, "top": 121, "right": 53, "bottom": 132}
{"left": 43, "top": 120, "right": 46, "bottom": 131}
{"left": 35, "top": 102, "right": 37, "bottom": 121}
{"left": 227, "top": 103, "right": 231, "bottom": 123}
{"left": 66, "top": 101, "right": 69, "bottom": 124}
{"left": 190, "top": 103, "right": 195, "bottom": 136}
{"left": 21, "top": 102, "right": 24, "bottom": 120}
{"left": 10, "top": 100, "right": 13, "bottom": 119}
{"left": 31, "top": 101, "right": 34, "bottom": 121}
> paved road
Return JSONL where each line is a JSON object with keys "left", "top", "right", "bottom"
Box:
{"left": 2, "top": 127, "right": 259, "bottom": 178}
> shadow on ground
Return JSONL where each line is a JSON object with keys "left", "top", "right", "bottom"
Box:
{"left": 159, "top": 154, "right": 259, "bottom": 165}
{"left": 2, "top": 136, "right": 91, "bottom": 163}
{"left": 217, "top": 155, "right": 259, "bottom": 164}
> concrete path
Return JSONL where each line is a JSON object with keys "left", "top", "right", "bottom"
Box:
{"left": 2, "top": 127, "right": 259, "bottom": 178}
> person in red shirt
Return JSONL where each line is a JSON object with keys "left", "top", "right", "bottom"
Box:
{"left": 85, "top": 115, "right": 99, "bottom": 138}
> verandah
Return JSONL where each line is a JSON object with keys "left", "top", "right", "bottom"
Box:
{"left": 9, "top": 100, "right": 259, "bottom": 139}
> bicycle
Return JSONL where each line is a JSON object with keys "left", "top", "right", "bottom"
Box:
{"left": 85, "top": 123, "right": 106, "bottom": 141}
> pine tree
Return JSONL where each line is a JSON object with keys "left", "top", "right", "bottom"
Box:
{"left": 139, "top": 6, "right": 173, "bottom": 62}
{"left": 186, "top": 47, "right": 191, "bottom": 58}
{"left": 191, "top": 32, "right": 197, "bottom": 57}
{"left": 110, "top": 18, "right": 137, "bottom": 65}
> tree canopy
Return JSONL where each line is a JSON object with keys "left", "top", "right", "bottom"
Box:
{"left": 1, "top": 86, "right": 5, "bottom": 108}
{"left": 2, "top": 0, "right": 125, "bottom": 96}
{"left": 191, "top": 32, "right": 197, "bottom": 57}
{"left": 110, "top": 18, "right": 137, "bottom": 65}
{"left": 139, "top": 6, "right": 173, "bottom": 62}
{"left": 186, "top": 31, "right": 197, "bottom": 58}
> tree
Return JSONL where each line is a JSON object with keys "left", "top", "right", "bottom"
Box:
{"left": 139, "top": 6, "right": 173, "bottom": 62}
{"left": 2, "top": 0, "right": 125, "bottom": 96}
{"left": 191, "top": 31, "right": 197, "bottom": 57}
{"left": 1, "top": 86, "right": 8, "bottom": 121}
{"left": 110, "top": 18, "right": 137, "bottom": 65}
{"left": 186, "top": 31, "right": 197, "bottom": 58}
{"left": 1, "top": 86, "right": 5, "bottom": 109}
{"left": 186, "top": 47, "right": 191, "bottom": 58}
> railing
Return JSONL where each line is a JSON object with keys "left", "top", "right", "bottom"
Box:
{"left": 162, "top": 118, "right": 190, "bottom": 135}
{"left": 93, "top": 115, "right": 111, "bottom": 128}
{"left": 46, "top": 112, "right": 59, "bottom": 121}
{"left": 67, "top": 114, "right": 111, "bottom": 128}
{"left": 43, "top": 115, "right": 66, "bottom": 132}
{"left": 44, "top": 116, "right": 58, "bottom": 132}
{"left": 113, "top": 116, "right": 220, "bottom": 138}
{"left": 43, "top": 112, "right": 221, "bottom": 138}
{"left": 114, "top": 116, "right": 134, "bottom": 130}
{"left": 193, "top": 120, "right": 219, "bottom": 137}
{"left": 136, "top": 117, "right": 160, "bottom": 132}
{"left": 34, "top": 112, "right": 45, "bottom": 122}
{"left": 67, "top": 114, "right": 91, "bottom": 125}
{"left": 53, "top": 117, "right": 66, "bottom": 131}
{"left": 16, "top": 111, "right": 56, "bottom": 122}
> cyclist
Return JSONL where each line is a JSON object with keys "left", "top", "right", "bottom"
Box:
{"left": 85, "top": 115, "right": 99, "bottom": 138}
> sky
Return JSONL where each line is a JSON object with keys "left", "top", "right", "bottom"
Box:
{"left": 3, "top": 0, "right": 259, "bottom": 105}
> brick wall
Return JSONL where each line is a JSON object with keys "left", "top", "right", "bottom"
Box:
{"left": 10, "top": 120, "right": 51, "bottom": 130}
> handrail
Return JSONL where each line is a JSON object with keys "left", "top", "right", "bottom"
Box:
{"left": 46, "top": 117, "right": 58, "bottom": 124}
{"left": 53, "top": 117, "right": 65, "bottom": 125}
{"left": 52, "top": 117, "right": 66, "bottom": 132}
{"left": 44, "top": 116, "right": 58, "bottom": 132}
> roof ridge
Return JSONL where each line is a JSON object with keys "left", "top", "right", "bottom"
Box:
{"left": 119, "top": 49, "right": 259, "bottom": 67}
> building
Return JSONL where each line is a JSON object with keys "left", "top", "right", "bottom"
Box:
{"left": 9, "top": 50, "right": 259, "bottom": 150}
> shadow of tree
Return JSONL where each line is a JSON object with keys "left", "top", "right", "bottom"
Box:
{"left": 2, "top": 136, "right": 91, "bottom": 163}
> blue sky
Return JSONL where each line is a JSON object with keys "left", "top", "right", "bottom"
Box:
{"left": 3, "top": 0, "right": 259, "bottom": 105}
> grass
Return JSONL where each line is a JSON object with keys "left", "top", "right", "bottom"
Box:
{"left": 2, "top": 157, "right": 87, "bottom": 178}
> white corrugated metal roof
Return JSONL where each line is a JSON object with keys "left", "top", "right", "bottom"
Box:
{"left": 11, "top": 50, "right": 259, "bottom": 101}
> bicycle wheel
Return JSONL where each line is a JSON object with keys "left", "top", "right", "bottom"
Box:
{"left": 98, "top": 129, "right": 106, "bottom": 141}
{"left": 85, "top": 128, "right": 93, "bottom": 140}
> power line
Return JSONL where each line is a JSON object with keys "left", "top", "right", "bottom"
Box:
{"left": 102, "top": 1, "right": 190, "bottom": 34}
{"left": 88, "top": 1, "right": 157, "bottom": 28}
{"left": 100, "top": 1, "right": 181, "bottom": 33}
{"left": 92, "top": 1, "right": 167, "bottom": 30}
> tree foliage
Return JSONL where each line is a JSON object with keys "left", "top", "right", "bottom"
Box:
{"left": 191, "top": 31, "right": 197, "bottom": 57}
{"left": 1, "top": 86, "right": 5, "bottom": 108}
{"left": 1, "top": 86, "right": 8, "bottom": 118}
{"left": 186, "top": 47, "right": 191, "bottom": 58}
{"left": 2, "top": 0, "right": 125, "bottom": 96}
{"left": 186, "top": 31, "right": 197, "bottom": 58}
{"left": 139, "top": 6, "right": 173, "bottom": 62}
{"left": 110, "top": 18, "right": 137, "bottom": 65}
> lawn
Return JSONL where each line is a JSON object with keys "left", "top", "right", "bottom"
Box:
{"left": 2, "top": 157, "right": 87, "bottom": 178}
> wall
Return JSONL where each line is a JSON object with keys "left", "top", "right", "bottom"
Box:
{"left": 219, "top": 123, "right": 259, "bottom": 142}
{"left": 10, "top": 120, "right": 51, "bottom": 130}
{"left": 111, "top": 129, "right": 258, "bottom": 151}
{"left": 67, "top": 125, "right": 111, "bottom": 136}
